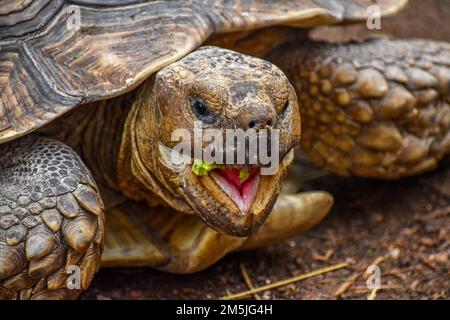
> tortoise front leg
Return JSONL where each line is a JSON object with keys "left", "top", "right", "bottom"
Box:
{"left": 101, "top": 201, "right": 244, "bottom": 273}
{"left": 0, "top": 136, "right": 104, "bottom": 300}
{"left": 269, "top": 38, "right": 450, "bottom": 178}
{"left": 102, "top": 191, "right": 332, "bottom": 274}
{"left": 240, "top": 191, "right": 332, "bottom": 250}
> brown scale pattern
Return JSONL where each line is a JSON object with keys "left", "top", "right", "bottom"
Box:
{"left": 269, "top": 39, "right": 450, "bottom": 178}
{"left": 0, "top": 0, "right": 403, "bottom": 145}
{"left": 0, "top": 136, "right": 104, "bottom": 299}
{"left": 0, "top": 0, "right": 64, "bottom": 38}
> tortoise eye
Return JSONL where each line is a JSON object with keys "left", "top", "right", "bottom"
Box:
{"left": 278, "top": 100, "right": 290, "bottom": 117}
{"left": 190, "top": 97, "right": 217, "bottom": 124}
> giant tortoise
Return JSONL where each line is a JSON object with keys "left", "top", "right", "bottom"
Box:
{"left": 0, "top": 0, "right": 449, "bottom": 299}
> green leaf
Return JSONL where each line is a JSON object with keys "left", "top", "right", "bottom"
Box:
{"left": 192, "top": 159, "right": 218, "bottom": 176}
{"left": 239, "top": 167, "right": 250, "bottom": 182}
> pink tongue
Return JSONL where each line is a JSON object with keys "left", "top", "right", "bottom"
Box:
{"left": 218, "top": 167, "right": 258, "bottom": 189}
{"left": 211, "top": 168, "right": 260, "bottom": 214}
{"left": 218, "top": 168, "right": 242, "bottom": 188}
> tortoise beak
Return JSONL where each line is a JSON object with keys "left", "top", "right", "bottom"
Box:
{"left": 182, "top": 149, "right": 295, "bottom": 237}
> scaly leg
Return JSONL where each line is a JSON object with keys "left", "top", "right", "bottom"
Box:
{"left": 0, "top": 136, "right": 104, "bottom": 300}
{"left": 102, "top": 191, "right": 332, "bottom": 273}
{"left": 240, "top": 191, "right": 332, "bottom": 250}
{"left": 269, "top": 38, "right": 450, "bottom": 178}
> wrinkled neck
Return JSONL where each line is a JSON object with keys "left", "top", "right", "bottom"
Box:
{"left": 116, "top": 79, "right": 193, "bottom": 213}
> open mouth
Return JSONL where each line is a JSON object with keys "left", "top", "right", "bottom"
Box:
{"left": 183, "top": 149, "right": 294, "bottom": 236}
{"left": 209, "top": 167, "right": 260, "bottom": 214}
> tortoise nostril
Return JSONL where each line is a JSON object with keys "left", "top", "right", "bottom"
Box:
{"left": 239, "top": 108, "right": 277, "bottom": 130}
{"left": 243, "top": 117, "right": 275, "bottom": 130}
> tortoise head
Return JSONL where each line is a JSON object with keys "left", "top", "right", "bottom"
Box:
{"left": 124, "top": 47, "right": 300, "bottom": 236}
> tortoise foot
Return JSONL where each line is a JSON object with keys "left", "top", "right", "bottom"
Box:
{"left": 240, "top": 192, "right": 333, "bottom": 250}
{"left": 0, "top": 136, "right": 104, "bottom": 300}
{"left": 101, "top": 192, "right": 332, "bottom": 273}
{"left": 101, "top": 201, "right": 244, "bottom": 274}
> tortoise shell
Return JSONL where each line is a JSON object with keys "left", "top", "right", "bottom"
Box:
{"left": 0, "top": 0, "right": 406, "bottom": 144}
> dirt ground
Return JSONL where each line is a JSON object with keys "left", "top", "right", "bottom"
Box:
{"left": 83, "top": 160, "right": 449, "bottom": 300}
{"left": 82, "top": 1, "right": 449, "bottom": 300}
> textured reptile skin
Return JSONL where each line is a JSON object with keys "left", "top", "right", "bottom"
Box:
{"left": 269, "top": 39, "right": 450, "bottom": 178}
{"left": 0, "top": 136, "right": 104, "bottom": 299}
